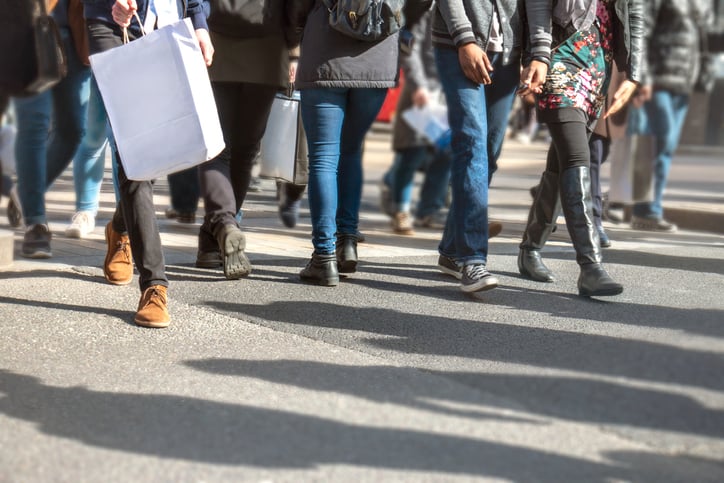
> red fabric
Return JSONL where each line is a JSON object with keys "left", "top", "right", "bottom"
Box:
{"left": 376, "top": 70, "right": 404, "bottom": 123}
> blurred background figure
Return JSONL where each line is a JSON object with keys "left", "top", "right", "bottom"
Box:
{"left": 381, "top": 1, "right": 450, "bottom": 236}
{"left": 630, "top": 0, "right": 715, "bottom": 232}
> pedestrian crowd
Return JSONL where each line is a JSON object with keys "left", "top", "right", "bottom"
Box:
{"left": 0, "top": 0, "right": 719, "bottom": 327}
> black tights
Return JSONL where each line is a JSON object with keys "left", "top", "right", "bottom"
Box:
{"left": 545, "top": 120, "right": 591, "bottom": 174}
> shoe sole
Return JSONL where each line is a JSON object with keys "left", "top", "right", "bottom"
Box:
{"left": 223, "top": 230, "right": 252, "bottom": 279}
{"left": 438, "top": 264, "right": 462, "bottom": 280}
{"left": 460, "top": 277, "right": 499, "bottom": 293}
{"left": 134, "top": 318, "right": 171, "bottom": 328}
{"left": 65, "top": 227, "right": 94, "bottom": 239}
{"left": 195, "top": 259, "right": 223, "bottom": 269}
{"left": 579, "top": 286, "right": 624, "bottom": 297}
{"left": 21, "top": 250, "right": 52, "bottom": 259}
{"left": 300, "top": 274, "right": 339, "bottom": 286}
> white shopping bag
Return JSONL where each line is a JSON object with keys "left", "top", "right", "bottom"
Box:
{"left": 401, "top": 101, "right": 450, "bottom": 148}
{"left": 259, "top": 91, "right": 308, "bottom": 184}
{"left": 89, "top": 18, "right": 224, "bottom": 181}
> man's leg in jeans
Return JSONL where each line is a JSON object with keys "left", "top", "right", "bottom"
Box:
{"left": 434, "top": 47, "right": 490, "bottom": 263}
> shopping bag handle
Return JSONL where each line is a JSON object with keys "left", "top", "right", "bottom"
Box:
{"left": 122, "top": 12, "right": 146, "bottom": 44}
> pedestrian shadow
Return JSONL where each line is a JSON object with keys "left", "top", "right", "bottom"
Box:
{"left": 0, "top": 369, "right": 714, "bottom": 481}
{"left": 184, "top": 358, "right": 724, "bottom": 440}
{"left": 184, "top": 358, "right": 540, "bottom": 425}
{"left": 206, "top": 300, "right": 724, "bottom": 393}
{"left": 0, "top": 295, "right": 131, "bottom": 324}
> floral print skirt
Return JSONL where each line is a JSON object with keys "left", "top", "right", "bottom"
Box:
{"left": 537, "top": 21, "right": 612, "bottom": 123}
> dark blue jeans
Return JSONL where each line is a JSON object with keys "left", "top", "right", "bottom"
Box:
{"left": 301, "top": 87, "right": 388, "bottom": 254}
{"left": 13, "top": 28, "right": 90, "bottom": 226}
{"left": 632, "top": 90, "right": 690, "bottom": 219}
{"left": 434, "top": 48, "right": 519, "bottom": 264}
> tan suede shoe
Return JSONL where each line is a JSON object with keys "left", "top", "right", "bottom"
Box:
{"left": 134, "top": 285, "right": 170, "bottom": 328}
{"left": 104, "top": 222, "right": 133, "bottom": 285}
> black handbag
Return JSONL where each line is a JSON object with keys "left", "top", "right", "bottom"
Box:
{"left": 0, "top": 0, "right": 68, "bottom": 97}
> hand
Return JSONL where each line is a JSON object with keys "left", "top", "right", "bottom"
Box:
{"left": 631, "top": 84, "right": 652, "bottom": 108}
{"left": 195, "top": 29, "right": 214, "bottom": 67}
{"left": 288, "top": 60, "right": 298, "bottom": 84}
{"left": 518, "top": 60, "right": 548, "bottom": 97}
{"left": 604, "top": 79, "right": 639, "bottom": 119}
{"left": 458, "top": 43, "right": 493, "bottom": 85}
{"left": 411, "top": 87, "right": 430, "bottom": 107}
{"left": 112, "top": 0, "right": 137, "bottom": 28}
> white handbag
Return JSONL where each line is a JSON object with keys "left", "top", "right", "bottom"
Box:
{"left": 259, "top": 91, "right": 308, "bottom": 185}
{"left": 90, "top": 18, "right": 224, "bottom": 181}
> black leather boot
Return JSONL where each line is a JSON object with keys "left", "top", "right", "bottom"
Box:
{"left": 519, "top": 171, "right": 560, "bottom": 282}
{"left": 336, "top": 233, "right": 358, "bottom": 273}
{"left": 300, "top": 252, "right": 339, "bottom": 286}
{"left": 559, "top": 167, "right": 622, "bottom": 297}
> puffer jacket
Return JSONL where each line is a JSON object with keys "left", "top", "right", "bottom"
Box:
{"left": 431, "top": 0, "right": 552, "bottom": 67}
{"left": 551, "top": 0, "right": 646, "bottom": 85}
{"left": 642, "top": 0, "right": 713, "bottom": 94}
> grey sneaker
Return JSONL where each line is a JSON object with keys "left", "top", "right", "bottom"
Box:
{"left": 460, "top": 263, "right": 498, "bottom": 293}
{"left": 22, "top": 224, "right": 52, "bottom": 259}
{"left": 437, "top": 255, "right": 462, "bottom": 280}
{"left": 631, "top": 216, "right": 677, "bottom": 233}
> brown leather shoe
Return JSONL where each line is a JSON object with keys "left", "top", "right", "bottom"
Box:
{"left": 135, "top": 285, "right": 170, "bottom": 328}
{"left": 489, "top": 221, "right": 504, "bottom": 239}
{"left": 104, "top": 222, "right": 133, "bottom": 285}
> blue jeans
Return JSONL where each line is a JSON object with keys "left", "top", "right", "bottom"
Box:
{"left": 632, "top": 90, "right": 690, "bottom": 219}
{"left": 301, "top": 87, "right": 388, "bottom": 254}
{"left": 385, "top": 146, "right": 451, "bottom": 218}
{"left": 73, "top": 77, "right": 109, "bottom": 214}
{"left": 434, "top": 48, "right": 519, "bottom": 264}
{"left": 13, "top": 28, "right": 91, "bottom": 226}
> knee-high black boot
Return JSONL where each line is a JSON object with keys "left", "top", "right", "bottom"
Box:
{"left": 559, "top": 166, "right": 623, "bottom": 296}
{"left": 519, "top": 171, "right": 560, "bottom": 282}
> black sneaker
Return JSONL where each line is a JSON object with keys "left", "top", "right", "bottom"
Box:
{"left": 460, "top": 263, "right": 498, "bottom": 293}
{"left": 437, "top": 255, "right": 462, "bottom": 280}
{"left": 22, "top": 224, "right": 52, "bottom": 259}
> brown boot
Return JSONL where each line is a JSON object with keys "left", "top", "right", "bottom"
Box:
{"left": 135, "top": 285, "right": 170, "bottom": 328}
{"left": 104, "top": 222, "right": 133, "bottom": 285}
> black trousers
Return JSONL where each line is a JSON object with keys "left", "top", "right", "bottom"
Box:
{"left": 198, "top": 81, "right": 277, "bottom": 251}
{"left": 87, "top": 20, "right": 167, "bottom": 290}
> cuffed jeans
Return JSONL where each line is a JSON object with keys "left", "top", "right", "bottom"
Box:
{"left": 434, "top": 48, "right": 518, "bottom": 264}
{"left": 87, "top": 19, "right": 167, "bottom": 290}
{"left": 13, "top": 28, "right": 90, "bottom": 227}
{"left": 632, "top": 90, "right": 690, "bottom": 220}
{"left": 301, "top": 87, "right": 388, "bottom": 254}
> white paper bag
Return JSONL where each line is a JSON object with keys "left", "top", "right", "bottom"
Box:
{"left": 259, "top": 91, "right": 308, "bottom": 184}
{"left": 401, "top": 101, "right": 450, "bottom": 148}
{"left": 0, "top": 125, "right": 16, "bottom": 176}
{"left": 89, "top": 18, "right": 224, "bottom": 181}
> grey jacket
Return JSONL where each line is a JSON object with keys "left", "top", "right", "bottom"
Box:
{"left": 290, "top": 0, "right": 419, "bottom": 89}
{"left": 431, "top": 0, "right": 552, "bottom": 66}
{"left": 392, "top": 9, "right": 441, "bottom": 150}
{"left": 643, "top": 0, "right": 713, "bottom": 94}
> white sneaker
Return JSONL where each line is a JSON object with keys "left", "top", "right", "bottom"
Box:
{"left": 65, "top": 211, "right": 96, "bottom": 238}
